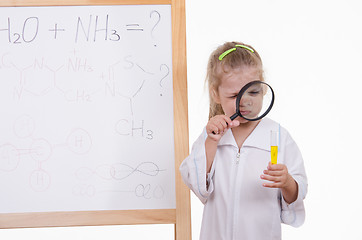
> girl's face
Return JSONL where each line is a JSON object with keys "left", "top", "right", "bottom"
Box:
{"left": 214, "top": 66, "right": 262, "bottom": 124}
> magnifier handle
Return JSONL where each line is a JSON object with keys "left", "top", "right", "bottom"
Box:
{"left": 211, "top": 113, "right": 238, "bottom": 135}
{"left": 230, "top": 113, "right": 239, "bottom": 121}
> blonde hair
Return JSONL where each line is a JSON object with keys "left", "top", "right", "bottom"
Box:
{"left": 206, "top": 41, "right": 264, "bottom": 119}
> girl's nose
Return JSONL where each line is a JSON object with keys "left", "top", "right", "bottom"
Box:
{"left": 239, "top": 97, "right": 252, "bottom": 107}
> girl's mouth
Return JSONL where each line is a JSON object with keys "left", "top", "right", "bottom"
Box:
{"left": 240, "top": 110, "right": 251, "bottom": 116}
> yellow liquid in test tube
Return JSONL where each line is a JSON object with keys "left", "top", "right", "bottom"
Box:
{"left": 270, "top": 130, "right": 278, "bottom": 164}
{"left": 271, "top": 146, "right": 278, "bottom": 164}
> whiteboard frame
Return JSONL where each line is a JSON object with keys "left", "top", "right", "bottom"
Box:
{"left": 0, "top": 1, "right": 191, "bottom": 239}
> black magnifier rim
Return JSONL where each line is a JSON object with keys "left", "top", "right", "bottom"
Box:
{"left": 232, "top": 80, "right": 275, "bottom": 121}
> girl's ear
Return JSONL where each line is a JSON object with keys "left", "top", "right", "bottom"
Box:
{"left": 211, "top": 88, "right": 221, "bottom": 104}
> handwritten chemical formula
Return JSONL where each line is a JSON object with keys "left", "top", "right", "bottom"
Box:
{"left": 0, "top": 5, "right": 176, "bottom": 214}
{"left": 0, "top": 11, "right": 162, "bottom": 45}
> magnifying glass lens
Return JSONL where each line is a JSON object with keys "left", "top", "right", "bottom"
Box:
{"left": 234, "top": 81, "right": 274, "bottom": 121}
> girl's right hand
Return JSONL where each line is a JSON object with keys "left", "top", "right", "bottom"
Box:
{"left": 206, "top": 115, "right": 240, "bottom": 142}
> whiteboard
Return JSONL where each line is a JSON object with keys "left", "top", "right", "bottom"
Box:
{"left": 0, "top": 5, "right": 175, "bottom": 213}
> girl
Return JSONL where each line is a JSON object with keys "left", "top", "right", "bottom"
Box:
{"left": 180, "top": 42, "right": 307, "bottom": 240}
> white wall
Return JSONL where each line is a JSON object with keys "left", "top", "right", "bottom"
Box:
{"left": 1, "top": 0, "right": 362, "bottom": 239}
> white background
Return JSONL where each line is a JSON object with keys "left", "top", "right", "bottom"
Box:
{"left": 2, "top": 0, "right": 362, "bottom": 239}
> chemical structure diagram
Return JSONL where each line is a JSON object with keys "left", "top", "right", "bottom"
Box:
{"left": 1, "top": 48, "right": 170, "bottom": 138}
{"left": 73, "top": 161, "right": 166, "bottom": 199}
{"left": 0, "top": 114, "right": 92, "bottom": 192}
{"left": 0, "top": 49, "right": 171, "bottom": 199}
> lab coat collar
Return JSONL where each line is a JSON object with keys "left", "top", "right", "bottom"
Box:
{"left": 218, "top": 118, "right": 278, "bottom": 151}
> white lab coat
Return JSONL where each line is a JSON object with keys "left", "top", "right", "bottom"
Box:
{"left": 180, "top": 118, "right": 307, "bottom": 240}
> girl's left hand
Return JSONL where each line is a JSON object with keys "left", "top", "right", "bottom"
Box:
{"left": 260, "top": 162, "right": 294, "bottom": 189}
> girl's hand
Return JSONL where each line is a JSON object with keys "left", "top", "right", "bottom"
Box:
{"left": 261, "top": 162, "right": 298, "bottom": 204}
{"left": 206, "top": 115, "right": 240, "bottom": 142}
{"left": 261, "top": 162, "right": 294, "bottom": 189}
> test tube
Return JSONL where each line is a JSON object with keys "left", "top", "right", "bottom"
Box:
{"left": 270, "top": 130, "right": 278, "bottom": 164}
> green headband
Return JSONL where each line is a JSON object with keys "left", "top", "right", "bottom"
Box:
{"left": 218, "top": 44, "right": 255, "bottom": 61}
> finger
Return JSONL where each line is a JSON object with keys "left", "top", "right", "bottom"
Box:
{"left": 230, "top": 120, "right": 240, "bottom": 128}
{"left": 262, "top": 182, "right": 283, "bottom": 188}
{"left": 210, "top": 128, "right": 219, "bottom": 135}
{"left": 219, "top": 115, "right": 231, "bottom": 129}
{"left": 210, "top": 126, "right": 224, "bottom": 135}
{"left": 211, "top": 122, "right": 225, "bottom": 135}
{"left": 208, "top": 132, "right": 222, "bottom": 141}
{"left": 217, "top": 115, "right": 238, "bottom": 129}
{"left": 208, "top": 125, "right": 222, "bottom": 135}
{"left": 216, "top": 118, "right": 228, "bottom": 130}
{"left": 267, "top": 162, "right": 286, "bottom": 171}
{"left": 206, "top": 122, "right": 217, "bottom": 133}
{"left": 263, "top": 169, "right": 284, "bottom": 177}
{"left": 214, "top": 117, "right": 231, "bottom": 134}
{"left": 260, "top": 174, "right": 281, "bottom": 183}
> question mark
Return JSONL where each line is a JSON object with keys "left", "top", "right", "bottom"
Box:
{"left": 159, "top": 64, "right": 170, "bottom": 87}
{"left": 159, "top": 64, "right": 170, "bottom": 96}
{"left": 150, "top": 10, "right": 161, "bottom": 47}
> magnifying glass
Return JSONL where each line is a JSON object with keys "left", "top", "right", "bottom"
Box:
{"left": 230, "top": 80, "right": 275, "bottom": 121}
{"left": 213, "top": 81, "right": 275, "bottom": 134}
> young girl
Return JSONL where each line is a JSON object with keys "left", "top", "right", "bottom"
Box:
{"left": 180, "top": 42, "right": 308, "bottom": 240}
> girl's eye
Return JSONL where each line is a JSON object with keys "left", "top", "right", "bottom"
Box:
{"left": 248, "top": 91, "right": 261, "bottom": 96}
{"left": 229, "top": 95, "right": 237, "bottom": 99}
